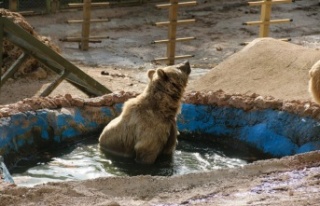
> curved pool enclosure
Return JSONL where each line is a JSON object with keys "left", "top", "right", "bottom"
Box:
{"left": 1, "top": 91, "right": 320, "bottom": 184}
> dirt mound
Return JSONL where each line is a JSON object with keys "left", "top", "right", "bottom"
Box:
{"left": 188, "top": 38, "right": 320, "bottom": 101}
{"left": 0, "top": 9, "right": 60, "bottom": 79}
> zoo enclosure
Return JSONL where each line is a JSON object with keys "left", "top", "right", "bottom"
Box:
{"left": 0, "top": 0, "right": 145, "bottom": 13}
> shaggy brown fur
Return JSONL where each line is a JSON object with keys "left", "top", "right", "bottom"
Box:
{"left": 99, "top": 61, "right": 191, "bottom": 164}
{"left": 309, "top": 60, "right": 320, "bottom": 104}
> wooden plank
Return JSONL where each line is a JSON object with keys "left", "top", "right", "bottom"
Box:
{"left": 68, "top": 2, "right": 110, "bottom": 8}
{"left": 278, "top": 38, "right": 291, "bottom": 41}
{"left": 155, "top": 19, "right": 196, "bottom": 26}
{"left": 153, "top": 37, "right": 195, "bottom": 44}
{"left": 2, "top": 17, "right": 111, "bottom": 95}
{"left": 156, "top": 1, "right": 197, "bottom": 9}
{"left": 59, "top": 37, "right": 102, "bottom": 43}
{"left": 7, "top": 33, "right": 111, "bottom": 95}
{"left": 241, "top": 37, "right": 291, "bottom": 45}
{"left": 154, "top": 54, "right": 194, "bottom": 62}
{"left": 67, "top": 19, "right": 109, "bottom": 24}
{"left": 80, "top": 0, "right": 91, "bottom": 51}
{"left": 61, "top": 36, "right": 109, "bottom": 42}
{"left": 243, "top": 18, "right": 292, "bottom": 25}
{"left": 5, "top": 33, "right": 107, "bottom": 96}
{"left": 40, "top": 70, "right": 70, "bottom": 97}
{"left": 0, "top": 53, "right": 28, "bottom": 87}
{"left": 248, "top": 0, "right": 292, "bottom": 6}
{"left": 18, "top": 11, "right": 36, "bottom": 16}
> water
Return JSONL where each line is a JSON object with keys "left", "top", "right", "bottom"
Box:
{"left": 10, "top": 138, "right": 264, "bottom": 187}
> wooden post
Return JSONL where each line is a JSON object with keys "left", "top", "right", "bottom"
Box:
{"left": 167, "top": 0, "right": 178, "bottom": 65}
{"left": 80, "top": 0, "right": 92, "bottom": 51}
{"left": 243, "top": 0, "right": 293, "bottom": 44}
{"left": 259, "top": 0, "right": 272, "bottom": 37}
{"left": 9, "top": 0, "right": 18, "bottom": 12}
{"left": 46, "top": 0, "right": 60, "bottom": 14}
{"left": 46, "top": 0, "right": 51, "bottom": 13}
{"left": 154, "top": 1, "right": 196, "bottom": 64}
{"left": 65, "top": 1, "right": 109, "bottom": 49}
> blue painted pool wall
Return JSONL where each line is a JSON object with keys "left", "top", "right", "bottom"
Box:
{"left": 178, "top": 104, "right": 320, "bottom": 157}
{"left": 1, "top": 103, "right": 320, "bottom": 162}
{"left": 0, "top": 105, "right": 122, "bottom": 160}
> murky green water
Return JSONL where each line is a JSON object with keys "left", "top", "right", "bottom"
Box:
{"left": 10, "top": 138, "right": 264, "bottom": 187}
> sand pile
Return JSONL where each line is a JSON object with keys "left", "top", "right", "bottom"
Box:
{"left": 188, "top": 38, "right": 320, "bottom": 102}
{"left": 0, "top": 9, "right": 60, "bottom": 79}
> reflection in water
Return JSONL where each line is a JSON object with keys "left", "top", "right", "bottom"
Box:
{"left": 11, "top": 138, "right": 260, "bottom": 187}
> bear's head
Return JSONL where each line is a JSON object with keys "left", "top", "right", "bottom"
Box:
{"left": 146, "top": 61, "right": 191, "bottom": 100}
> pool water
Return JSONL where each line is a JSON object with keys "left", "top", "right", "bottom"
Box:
{"left": 10, "top": 138, "right": 266, "bottom": 187}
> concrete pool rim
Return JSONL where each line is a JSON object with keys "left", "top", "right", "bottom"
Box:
{"left": 1, "top": 90, "right": 320, "bottom": 184}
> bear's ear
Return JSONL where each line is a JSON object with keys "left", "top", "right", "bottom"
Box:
{"left": 157, "top": 69, "right": 168, "bottom": 80}
{"left": 147, "top": 69, "right": 156, "bottom": 80}
{"left": 178, "top": 61, "right": 191, "bottom": 75}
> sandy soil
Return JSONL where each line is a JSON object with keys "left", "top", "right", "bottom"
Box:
{"left": 1, "top": 0, "right": 320, "bottom": 205}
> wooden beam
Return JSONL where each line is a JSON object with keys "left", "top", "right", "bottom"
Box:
{"left": 243, "top": 18, "right": 292, "bottom": 26}
{"left": 59, "top": 38, "right": 102, "bottom": 43}
{"left": 241, "top": 37, "right": 291, "bottom": 45}
{"left": 0, "top": 53, "right": 29, "bottom": 87}
{"left": 154, "top": 54, "right": 194, "bottom": 62}
{"left": 248, "top": 0, "right": 292, "bottom": 6}
{"left": 278, "top": 38, "right": 291, "bottom": 41}
{"left": 153, "top": 37, "right": 195, "bottom": 44}
{"left": 156, "top": 1, "right": 197, "bottom": 9}
{"left": 18, "top": 11, "right": 36, "bottom": 16}
{"left": 68, "top": 2, "right": 110, "bottom": 8}
{"left": 40, "top": 70, "right": 70, "bottom": 97}
{"left": 63, "top": 36, "right": 108, "bottom": 40}
{"left": 67, "top": 19, "right": 109, "bottom": 24}
{"left": 2, "top": 17, "right": 111, "bottom": 95}
{"left": 155, "top": 19, "right": 196, "bottom": 26}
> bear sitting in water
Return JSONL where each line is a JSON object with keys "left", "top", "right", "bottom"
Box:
{"left": 99, "top": 61, "right": 191, "bottom": 164}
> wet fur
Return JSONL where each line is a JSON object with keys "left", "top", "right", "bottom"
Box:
{"left": 99, "top": 62, "right": 191, "bottom": 164}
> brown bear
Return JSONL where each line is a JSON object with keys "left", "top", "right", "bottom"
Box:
{"left": 99, "top": 61, "right": 191, "bottom": 164}
{"left": 309, "top": 60, "right": 320, "bottom": 104}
